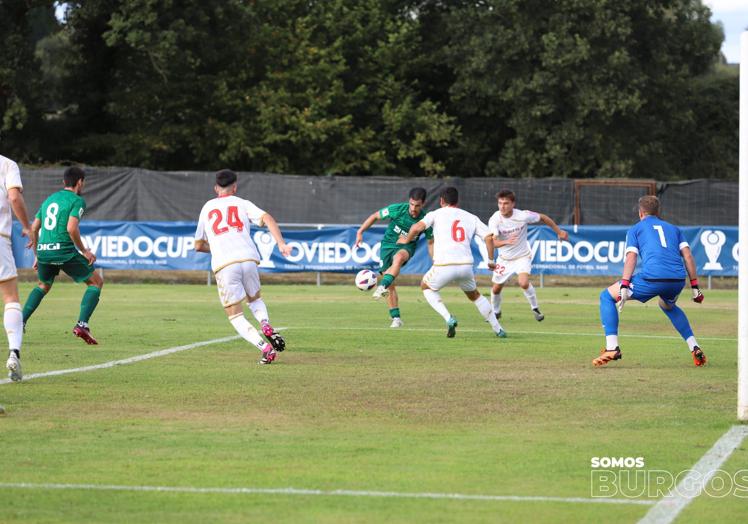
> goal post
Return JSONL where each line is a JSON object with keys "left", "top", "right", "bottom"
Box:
{"left": 739, "top": 31, "right": 748, "bottom": 421}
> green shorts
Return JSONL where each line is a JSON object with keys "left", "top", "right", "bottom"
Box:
{"left": 379, "top": 244, "right": 416, "bottom": 273}
{"left": 37, "top": 252, "right": 95, "bottom": 285}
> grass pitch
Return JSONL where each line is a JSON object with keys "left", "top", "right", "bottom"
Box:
{"left": 0, "top": 282, "right": 742, "bottom": 523}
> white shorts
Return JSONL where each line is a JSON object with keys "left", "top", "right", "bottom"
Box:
{"left": 215, "top": 260, "right": 261, "bottom": 308}
{"left": 422, "top": 265, "right": 477, "bottom": 292}
{"left": 0, "top": 237, "right": 17, "bottom": 282}
{"left": 491, "top": 254, "right": 532, "bottom": 285}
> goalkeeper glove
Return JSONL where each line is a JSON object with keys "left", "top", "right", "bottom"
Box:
{"left": 617, "top": 279, "right": 632, "bottom": 312}
{"left": 691, "top": 279, "right": 704, "bottom": 303}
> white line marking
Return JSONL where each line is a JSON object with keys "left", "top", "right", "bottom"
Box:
{"left": 638, "top": 425, "right": 748, "bottom": 524}
{"left": 284, "top": 326, "right": 736, "bottom": 342}
{"left": 0, "top": 482, "right": 655, "bottom": 506}
{"left": 0, "top": 335, "right": 241, "bottom": 386}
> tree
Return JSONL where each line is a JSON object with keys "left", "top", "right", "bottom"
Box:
{"left": 0, "top": 0, "right": 56, "bottom": 160}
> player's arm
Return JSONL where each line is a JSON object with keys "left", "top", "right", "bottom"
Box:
{"left": 67, "top": 216, "right": 95, "bottom": 265}
{"left": 616, "top": 251, "right": 638, "bottom": 311}
{"left": 427, "top": 239, "right": 434, "bottom": 260}
{"left": 493, "top": 235, "right": 519, "bottom": 248}
{"left": 681, "top": 246, "right": 704, "bottom": 303}
{"left": 8, "top": 187, "right": 34, "bottom": 248}
{"left": 261, "top": 213, "right": 291, "bottom": 257}
{"left": 400, "top": 220, "right": 426, "bottom": 244}
{"left": 29, "top": 217, "right": 41, "bottom": 254}
{"left": 355, "top": 211, "right": 380, "bottom": 248}
{"left": 536, "top": 213, "right": 568, "bottom": 241}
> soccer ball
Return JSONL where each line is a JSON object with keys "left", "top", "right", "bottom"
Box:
{"left": 355, "top": 269, "right": 378, "bottom": 291}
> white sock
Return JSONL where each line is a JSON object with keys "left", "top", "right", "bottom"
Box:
{"left": 474, "top": 295, "right": 503, "bottom": 333}
{"left": 490, "top": 291, "right": 502, "bottom": 315}
{"left": 4, "top": 303, "right": 23, "bottom": 352}
{"left": 523, "top": 284, "right": 538, "bottom": 309}
{"left": 605, "top": 335, "right": 619, "bottom": 351}
{"left": 686, "top": 336, "right": 699, "bottom": 351}
{"left": 248, "top": 299, "right": 269, "bottom": 324}
{"left": 423, "top": 289, "right": 451, "bottom": 322}
{"left": 229, "top": 314, "right": 267, "bottom": 351}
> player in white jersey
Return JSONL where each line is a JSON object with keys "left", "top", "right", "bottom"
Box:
{"left": 487, "top": 190, "right": 568, "bottom": 327}
{"left": 0, "top": 155, "right": 34, "bottom": 381}
{"left": 401, "top": 187, "right": 505, "bottom": 338}
{"left": 195, "top": 170, "right": 291, "bottom": 364}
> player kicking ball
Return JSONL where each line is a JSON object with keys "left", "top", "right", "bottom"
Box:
{"left": 195, "top": 170, "right": 290, "bottom": 365}
{"left": 355, "top": 187, "right": 433, "bottom": 328}
{"left": 594, "top": 195, "right": 706, "bottom": 367}
{"left": 487, "top": 190, "right": 568, "bottom": 326}
{"left": 400, "top": 187, "right": 505, "bottom": 338}
{"left": 22, "top": 167, "right": 103, "bottom": 345}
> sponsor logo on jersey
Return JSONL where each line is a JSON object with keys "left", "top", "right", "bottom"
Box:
{"left": 37, "top": 242, "right": 61, "bottom": 251}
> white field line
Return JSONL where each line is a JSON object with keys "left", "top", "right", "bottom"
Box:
{"left": 638, "top": 425, "right": 748, "bottom": 524}
{"left": 0, "top": 482, "right": 655, "bottom": 506}
{"left": 0, "top": 335, "right": 241, "bottom": 386}
{"left": 284, "top": 326, "right": 736, "bottom": 342}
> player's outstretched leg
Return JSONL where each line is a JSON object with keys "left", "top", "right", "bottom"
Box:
{"left": 373, "top": 250, "right": 409, "bottom": 301}
{"left": 22, "top": 284, "right": 49, "bottom": 327}
{"left": 422, "top": 288, "right": 455, "bottom": 337}
{"left": 593, "top": 288, "right": 622, "bottom": 366}
{"left": 658, "top": 299, "right": 706, "bottom": 366}
{"left": 4, "top": 302, "right": 23, "bottom": 382}
{"left": 249, "top": 297, "right": 285, "bottom": 352}
{"left": 229, "top": 312, "right": 278, "bottom": 364}
{"left": 468, "top": 291, "right": 506, "bottom": 338}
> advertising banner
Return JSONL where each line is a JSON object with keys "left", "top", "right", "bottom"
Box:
{"left": 11, "top": 222, "right": 739, "bottom": 276}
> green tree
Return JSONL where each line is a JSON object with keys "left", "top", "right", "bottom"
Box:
{"left": 437, "top": 0, "right": 724, "bottom": 178}
{"left": 0, "top": 1, "right": 56, "bottom": 160}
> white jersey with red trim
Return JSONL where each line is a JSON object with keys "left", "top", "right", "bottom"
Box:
{"left": 195, "top": 195, "right": 266, "bottom": 272}
{"left": 488, "top": 208, "right": 540, "bottom": 260}
{"left": 421, "top": 206, "right": 490, "bottom": 266}
{"left": 0, "top": 155, "right": 23, "bottom": 239}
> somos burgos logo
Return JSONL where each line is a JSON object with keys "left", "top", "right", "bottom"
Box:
{"left": 590, "top": 456, "right": 748, "bottom": 499}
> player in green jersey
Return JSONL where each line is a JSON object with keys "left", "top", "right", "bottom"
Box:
{"left": 22, "top": 167, "right": 103, "bottom": 344}
{"left": 354, "top": 188, "right": 433, "bottom": 327}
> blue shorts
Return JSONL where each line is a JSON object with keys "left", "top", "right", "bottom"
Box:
{"left": 628, "top": 275, "right": 684, "bottom": 306}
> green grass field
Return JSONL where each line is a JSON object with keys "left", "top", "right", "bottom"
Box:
{"left": 0, "top": 282, "right": 743, "bottom": 523}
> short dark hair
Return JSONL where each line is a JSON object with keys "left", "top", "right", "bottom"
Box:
{"left": 215, "top": 169, "right": 237, "bottom": 188}
{"left": 496, "top": 189, "right": 515, "bottom": 202}
{"left": 441, "top": 186, "right": 459, "bottom": 205}
{"left": 63, "top": 166, "right": 85, "bottom": 188}
{"left": 638, "top": 195, "right": 660, "bottom": 216}
{"left": 408, "top": 187, "right": 427, "bottom": 202}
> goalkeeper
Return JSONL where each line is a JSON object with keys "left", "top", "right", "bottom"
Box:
{"left": 594, "top": 196, "right": 706, "bottom": 367}
{"left": 354, "top": 188, "right": 433, "bottom": 328}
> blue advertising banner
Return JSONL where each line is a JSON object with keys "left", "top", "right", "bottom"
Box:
{"left": 11, "top": 222, "right": 739, "bottom": 276}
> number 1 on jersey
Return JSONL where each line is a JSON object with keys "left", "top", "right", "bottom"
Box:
{"left": 653, "top": 225, "right": 667, "bottom": 248}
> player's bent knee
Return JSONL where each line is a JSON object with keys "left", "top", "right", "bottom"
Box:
{"left": 465, "top": 289, "right": 481, "bottom": 301}
{"left": 658, "top": 298, "right": 673, "bottom": 311}
{"left": 39, "top": 282, "right": 52, "bottom": 293}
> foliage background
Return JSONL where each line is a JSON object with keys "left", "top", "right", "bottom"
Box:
{"left": 0, "top": 0, "right": 739, "bottom": 179}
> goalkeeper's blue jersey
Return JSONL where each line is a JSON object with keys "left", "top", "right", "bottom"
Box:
{"left": 625, "top": 216, "right": 687, "bottom": 280}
